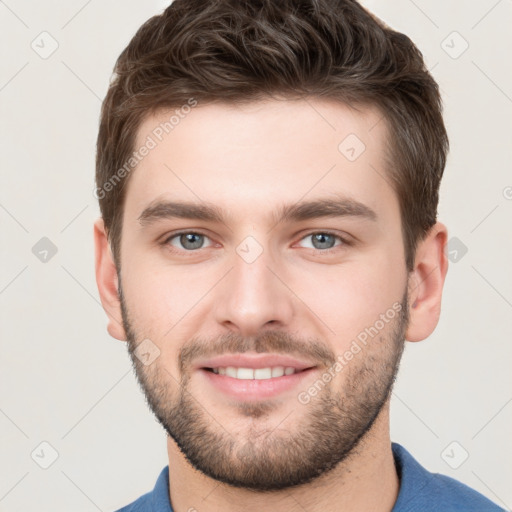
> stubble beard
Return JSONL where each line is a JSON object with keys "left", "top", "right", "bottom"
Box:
{"left": 120, "top": 285, "right": 408, "bottom": 491}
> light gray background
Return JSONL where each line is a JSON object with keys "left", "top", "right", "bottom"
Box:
{"left": 1, "top": 1, "right": 511, "bottom": 511}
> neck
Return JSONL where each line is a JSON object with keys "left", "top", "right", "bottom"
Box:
{"left": 166, "top": 404, "right": 399, "bottom": 512}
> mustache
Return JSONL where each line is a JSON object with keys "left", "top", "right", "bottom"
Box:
{"left": 178, "top": 330, "right": 337, "bottom": 375}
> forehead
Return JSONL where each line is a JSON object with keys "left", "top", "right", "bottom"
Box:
{"left": 124, "top": 97, "right": 396, "bottom": 226}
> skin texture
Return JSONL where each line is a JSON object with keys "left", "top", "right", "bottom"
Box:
{"left": 94, "top": 98, "right": 448, "bottom": 512}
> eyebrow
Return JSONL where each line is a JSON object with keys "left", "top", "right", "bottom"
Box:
{"left": 137, "top": 196, "right": 377, "bottom": 228}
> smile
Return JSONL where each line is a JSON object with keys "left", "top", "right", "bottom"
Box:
{"left": 200, "top": 365, "right": 317, "bottom": 401}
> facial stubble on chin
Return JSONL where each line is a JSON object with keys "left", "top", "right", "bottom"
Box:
{"left": 119, "top": 280, "right": 409, "bottom": 492}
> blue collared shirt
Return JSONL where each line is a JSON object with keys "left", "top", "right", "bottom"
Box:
{"left": 114, "top": 443, "right": 505, "bottom": 511}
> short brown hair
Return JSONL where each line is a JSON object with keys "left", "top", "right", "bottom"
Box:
{"left": 96, "top": 0, "right": 448, "bottom": 271}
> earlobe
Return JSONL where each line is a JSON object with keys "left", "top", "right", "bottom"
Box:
{"left": 405, "top": 222, "right": 449, "bottom": 342}
{"left": 93, "top": 217, "right": 127, "bottom": 341}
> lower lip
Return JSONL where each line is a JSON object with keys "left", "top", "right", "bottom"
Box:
{"left": 198, "top": 368, "right": 317, "bottom": 400}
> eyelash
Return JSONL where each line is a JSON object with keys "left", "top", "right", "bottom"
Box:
{"left": 161, "top": 230, "right": 351, "bottom": 256}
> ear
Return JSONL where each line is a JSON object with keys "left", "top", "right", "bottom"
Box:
{"left": 405, "top": 221, "right": 449, "bottom": 342}
{"left": 93, "top": 217, "right": 127, "bottom": 341}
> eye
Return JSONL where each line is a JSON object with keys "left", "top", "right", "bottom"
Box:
{"left": 164, "top": 231, "right": 214, "bottom": 251}
{"left": 297, "top": 232, "right": 347, "bottom": 251}
{"left": 161, "top": 230, "right": 350, "bottom": 255}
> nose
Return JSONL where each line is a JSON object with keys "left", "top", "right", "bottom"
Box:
{"left": 213, "top": 243, "right": 295, "bottom": 338}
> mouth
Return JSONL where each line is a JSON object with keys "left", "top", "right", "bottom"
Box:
{"left": 197, "top": 366, "right": 318, "bottom": 402}
{"left": 196, "top": 355, "right": 318, "bottom": 401}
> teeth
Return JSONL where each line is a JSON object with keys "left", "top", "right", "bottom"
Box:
{"left": 210, "top": 366, "right": 298, "bottom": 379}
{"left": 226, "top": 366, "right": 237, "bottom": 378}
{"left": 237, "top": 367, "right": 254, "bottom": 380}
{"left": 271, "top": 366, "right": 285, "bottom": 377}
{"left": 254, "top": 368, "right": 272, "bottom": 379}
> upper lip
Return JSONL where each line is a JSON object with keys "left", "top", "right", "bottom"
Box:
{"left": 194, "top": 353, "right": 318, "bottom": 371}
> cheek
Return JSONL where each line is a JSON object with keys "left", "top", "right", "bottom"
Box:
{"left": 120, "top": 254, "right": 221, "bottom": 353}
{"left": 120, "top": 257, "right": 178, "bottom": 337}
{"left": 121, "top": 268, "right": 191, "bottom": 381}
{"left": 290, "top": 253, "right": 405, "bottom": 344}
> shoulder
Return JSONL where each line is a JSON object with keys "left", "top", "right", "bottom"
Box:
{"left": 391, "top": 443, "right": 505, "bottom": 512}
{"left": 112, "top": 466, "right": 172, "bottom": 512}
{"left": 114, "top": 492, "right": 152, "bottom": 512}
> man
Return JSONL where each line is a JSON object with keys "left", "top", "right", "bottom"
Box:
{"left": 93, "top": 0, "right": 504, "bottom": 511}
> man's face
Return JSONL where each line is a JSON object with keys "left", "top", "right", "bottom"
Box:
{"left": 117, "top": 98, "right": 410, "bottom": 490}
